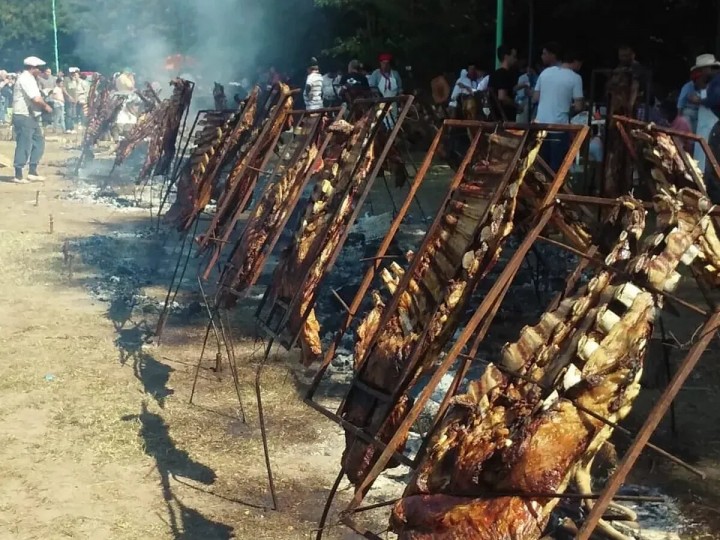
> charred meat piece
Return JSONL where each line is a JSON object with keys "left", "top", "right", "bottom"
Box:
{"left": 81, "top": 77, "right": 126, "bottom": 156}
{"left": 216, "top": 138, "right": 321, "bottom": 306}
{"left": 340, "top": 129, "right": 546, "bottom": 486}
{"left": 262, "top": 114, "right": 376, "bottom": 366}
{"left": 164, "top": 87, "right": 260, "bottom": 231}
{"left": 392, "top": 190, "right": 716, "bottom": 540}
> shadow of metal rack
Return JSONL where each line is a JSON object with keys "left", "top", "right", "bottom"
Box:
{"left": 300, "top": 117, "right": 720, "bottom": 540}
{"left": 153, "top": 106, "right": 244, "bottom": 342}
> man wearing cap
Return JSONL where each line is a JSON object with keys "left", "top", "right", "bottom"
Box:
{"left": 64, "top": 67, "right": 81, "bottom": 131}
{"left": 696, "top": 65, "right": 720, "bottom": 203}
{"left": 12, "top": 56, "right": 53, "bottom": 183}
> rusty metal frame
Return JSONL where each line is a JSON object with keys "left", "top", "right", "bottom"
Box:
{"left": 197, "top": 89, "right": 300, "bottom": 276}
{"left": 153, "top": 106, "right": 245, "bottom": 340}
{"left": 155, "top": 107, "right": 236, "bottom": 224}
{"left": 613, "top": 114, "right": 720, "bottom": 196}
{"left": 253, "top": 95, "right": 415, "bottom": 350}
{"left": 307, "top": 119, "right": 720, "bottom": 540}
{"left": 302, "top": 121, "right": 588, "bottom": 539}
{"left": 192, "top": 96, "right": 413, "bottom": 515}
{"left": 214, "top": 104, "right": 348, "bottom": 303}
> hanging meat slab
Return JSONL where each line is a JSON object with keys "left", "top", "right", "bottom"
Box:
{"left": 262, "top": 112, "right": 377, "bottom": 366}
{"left": 391, "top": 189, "right": 719, "bottom": 540}
{"left": 340, "top": 129, "right": 546, "bottom": 486}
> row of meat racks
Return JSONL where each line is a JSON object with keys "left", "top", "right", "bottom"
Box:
{"left": 116, "top": 81, "right": 720, "bottom": 540}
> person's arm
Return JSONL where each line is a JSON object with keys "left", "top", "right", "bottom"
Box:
{"left": 571, "top": 74, "right": 584, "bottom": 112}
{"left": 395, "top": 71, "right": 403, "bottom": 94}
{"left": 367, "top": 70, "right": 380, "bottom": 89}
{"left": 532, "top": 72, "right": 542, "bottom": 104}
{"left": 22, "top": 76, "right": 52, "bottom": 113}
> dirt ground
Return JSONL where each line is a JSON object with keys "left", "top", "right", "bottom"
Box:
{"left": 0, "top": 136, "right": 719, "bottom": 540}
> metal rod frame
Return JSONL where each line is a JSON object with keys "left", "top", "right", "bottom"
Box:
{"left": 306, "top": 121, "right": 589, "bottom": 538}
{"left": 198, "top": 89, "right": 298, "bottom": 271}
{"left": 307, "top": 119, "right": 720, "bottom": 539}
{"left": 216, "top": 104, "right": 348, "bottom": 302}
{"left": 253, "top": 96, "right": 415, "bottom": 351}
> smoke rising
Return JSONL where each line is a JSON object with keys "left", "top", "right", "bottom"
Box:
{"left": 69, "top": 0, "right": 267, "bottom": 85}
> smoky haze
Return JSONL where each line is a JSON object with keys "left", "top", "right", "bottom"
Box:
{"left": 68, "top": 0, "right": 266, "bottom": 85}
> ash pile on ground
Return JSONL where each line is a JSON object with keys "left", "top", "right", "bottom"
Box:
{"left": 549, "top": 484, "right": 690, "bottom": 539}
{"left": 55, "top": 155, "right": 160, "bottom": 211}
{"left": 66, "top": 229, "right": 202, "bottom": 322}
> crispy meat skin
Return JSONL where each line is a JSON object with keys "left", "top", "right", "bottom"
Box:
{"left": 392, "top": 191, "right": 715, "bottom": 539}
{"left": 115, "top": 79, "right": 193, "bottom": 180}
{"left": 165, "top": 88, "right": 260, "bottom": 231}
{"left": 264, "top": 114, "right": 378, "bottom": 366}
{"left": 392, "top": 495, "right": 544, "bottom": 540}
{"left": 82, "top": 78, "right": 125, "bottom": 154}
{"left": 217, "top": 140, "right": 320, "bottom": 307}
{"left": 340, "top": 130, "right": 545, "bottom": 486}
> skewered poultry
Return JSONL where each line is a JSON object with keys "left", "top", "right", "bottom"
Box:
{"left": 391, "top": 188, "right": 719, "bottom": 540}
{"left": 261, "top": 108, "right": 382, "bottom": 365}
{"left": 164, "top": 88, "right": 259, "bottom": 231}
{"left": 340, "top": 129, "right": 546, "bottom": 486}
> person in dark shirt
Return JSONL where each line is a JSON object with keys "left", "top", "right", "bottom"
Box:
{"left": 488, "top": 44, "right": 519, "bottom": 121}
{"left": 339, "top": 59, "right": 371, "bottom": 102}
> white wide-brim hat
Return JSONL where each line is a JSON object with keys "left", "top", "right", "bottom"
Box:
{"left": 24, "top": 56, "right": 46, "bottom": 68}
{"left": 692, "top": 53, "right": 720, "bottom": 71}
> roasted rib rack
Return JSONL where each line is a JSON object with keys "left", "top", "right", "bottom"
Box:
{"left": 79, "top": 77, "right": 126, "bottom": 162}
{"left": 114, "top": 79, "right": 193, "bottom": 182}
{"left": 215, "top": 107, "right": 347, "bottom": 308}
{"left": 391, "top": 189, "right": 720, "bottom": 540}
{"left": 339, "top": 128, "right": 546, "bottom": 487}
{"left": 164, "top": 87, "right": 261, "bottom": 231}
{"left": 255, "top": 99, "right": 406, "bottom": 366}
{"left": 144, "top": 78, "right": 194, "bottom": 181}
{"left": 198, "top": 84, "right": 295, "bottom": 277}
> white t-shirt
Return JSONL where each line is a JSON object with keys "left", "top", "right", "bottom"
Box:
{"left": 534, "top": 66, "right": 583, "bottom": 124}
{"left": 13, "top": 70, "right": 42, "bottom": 117}
{"left": 304, "top": 71, "right": 324, "bottom": 110}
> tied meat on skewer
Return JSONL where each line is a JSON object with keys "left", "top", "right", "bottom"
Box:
{"left": 165, "top": 87, "right": 260, "bottom": 231}
{"left": 262, "top": 111, "right": 380, "bottom": 366}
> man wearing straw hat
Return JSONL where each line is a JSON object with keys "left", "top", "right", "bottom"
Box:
{"left": 12, "top": 56, "right": 53, "bottom": 183}
{"left": 691, "top": 53, "right": 720, "bottom": 173}
{"left": 676, "top": 55, "right": 714, "bottom": 133}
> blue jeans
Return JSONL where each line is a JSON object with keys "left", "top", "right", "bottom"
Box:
{"left": 13, "top": 114, "right": 45, "bottom": 174}
{"left": 540, "top": 131, "right": 570, "bottom": 173}
{"left": 52, "top": 103, "right": 65, "bottom": 131}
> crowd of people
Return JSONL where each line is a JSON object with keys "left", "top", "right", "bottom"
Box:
{"left": 5, "top": 43, "right": 720, "bottom": 199}
{"left": 1, "top": 55, "right": 142, "bottom": 184}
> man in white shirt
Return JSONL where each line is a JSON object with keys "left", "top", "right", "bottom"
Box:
{"left": 12, "top": 56, "right": 53, "bottom": 183}
{"left": 533, "top": 49, "right": 584, "bottom": 171}
{"left": 304, "top": 58, "right": 324, "bottom": 111}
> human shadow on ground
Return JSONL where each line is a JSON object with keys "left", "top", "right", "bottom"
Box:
{"left": 114, "top": 314, "right": 175, "bottom": 408}
{"left": 123, "top": 402, "right": 234, "bottom": 540}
